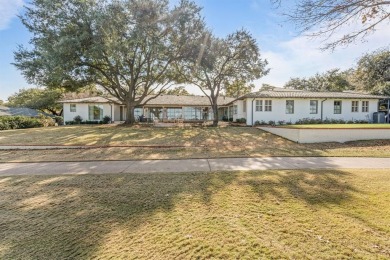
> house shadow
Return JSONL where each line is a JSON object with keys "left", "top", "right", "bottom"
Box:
{"left": 0, "top": 163, "right": 360, "bottom": 259}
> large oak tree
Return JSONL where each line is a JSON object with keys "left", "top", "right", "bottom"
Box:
{"left": 177, "top": 30, "right": 269, "bottom": 126}
{"left": 14, "top": 0, "right": 204, "bottom": 124}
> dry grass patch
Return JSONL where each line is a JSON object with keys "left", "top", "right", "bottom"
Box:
{"left": 1, "top": 125, "right": 390, "bottom": 162}
{"left": 0, "top": 169, "right": 389, "bottom": 259}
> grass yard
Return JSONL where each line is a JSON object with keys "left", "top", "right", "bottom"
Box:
{"left": 281, "top": 124, "right": 390, "bottom": 129}
{"left": 0, "top": 169, "right": 389, "bottom": 259}
{"left": 1, "top": 125, "right": 390, "bottom": 161}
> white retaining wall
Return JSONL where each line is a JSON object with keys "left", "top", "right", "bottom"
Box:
{"left": 259, "top": 126, "right": 390, "bottom": 143}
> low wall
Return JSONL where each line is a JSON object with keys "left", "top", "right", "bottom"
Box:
{"left": 258, "top": 126, "right": 390, "bottom": 143}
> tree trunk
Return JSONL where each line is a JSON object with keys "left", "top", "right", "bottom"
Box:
{"left": 212, "top": 101, "right": 219, "bottom": 127}
{"left": 124, "top": 102, "right": 136, "bottom": 125}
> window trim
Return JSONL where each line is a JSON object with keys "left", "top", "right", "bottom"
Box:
{"left": 255, "top": 100, "right": 263, "bottom": 112}
{"left": 351, "top": 101, "right": 359, "bottom": 113}
{"left": 362, "top": 101, "right": 369, "bottom": 112}
{"left": 285, "top": 100, "right": 294, "bottom": 114}
{"left": 334, "top": 100, "right": 342, "bottom": 114}
{"left": 310, "top": 100, "right": 318, "bottom": 114}
{"left": 70, "top": 104, "right": 76, "bottom": 112}
{"left": 264, "top": 100, "right": 272, "bottom": 112}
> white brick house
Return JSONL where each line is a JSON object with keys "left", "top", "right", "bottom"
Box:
{"left": 230, "top": 88, "right": 388, "bottom": 125}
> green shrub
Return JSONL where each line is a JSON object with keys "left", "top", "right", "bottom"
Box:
{"left": 103, "top": 115, "right": 111, "bottom": 124}
{"left": 254, "top": 120, "right": 267, "bottom": 126}
{"left": 236, "top": 118, "right": 246, "bottom": 124}
{"left": 268, "top": 120, "right": 275, "bottom": 126}
{"left": 73, "top": 115, "right": 83, "bottom": 124}
{"left": 0, "top": 116, "right": 43, "bottom": 130}
{"left": 54, "top": 116, "right": 64, "bottom": 125}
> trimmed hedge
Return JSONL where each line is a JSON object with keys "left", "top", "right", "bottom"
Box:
{"left": 0, "top": 115, "right": 55, "bottom": 130}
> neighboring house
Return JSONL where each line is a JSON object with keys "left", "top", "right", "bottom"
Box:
{"left": 230, "top": 88, "right": 389, "bottom": 125}
{"left": 60, "top": 95, "right": 235, "bottom": 123}
{"left": 0, "top": 105, "right": 44, "bottom": 117}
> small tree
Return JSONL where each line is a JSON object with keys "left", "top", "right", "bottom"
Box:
{"left": 177, "top": 30, "right": 268, "bottom": 126}
{"left": 7, "top": 88, "right": 63, "bottom": 116}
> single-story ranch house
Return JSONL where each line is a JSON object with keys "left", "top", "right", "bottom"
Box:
{"left": 60, "top": 95, "right": 235, "bottom": 123}
{"left": 231, "top": 88, "right": 389, "bottom": 125}
{"left": 60, "top": 88, "right": 389, "bottom": 125}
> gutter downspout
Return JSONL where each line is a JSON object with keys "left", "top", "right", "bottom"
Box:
{"left": 110, "top": 103, "right": 113, "bottom": 123}
{"left": 321, "top": 99, "right": 327, "bottom": 121}
{"left": 251, "top": 98, "right": 256, "bottom": 126}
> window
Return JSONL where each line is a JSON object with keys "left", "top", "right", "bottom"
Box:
{"left": 286, "top": 100, "right": 294, "bottom": 114}
{"left": 243, "top": 100, "right": 246, "bottom": 112}
{"left": 88, "top": 105, "right": 103, "bottom": 120}
{"left": 70, "top": 104, "right": 76, "bottom": 112}
{"left": 310, "top": 100, "right": 318, "bottom": 114}
{"left": 351, "top": 101, "right": 359, "bottom": 112}
{"left": 167, "top": 108, "right": 182, "bottom": 119}
{"left": 183, "top": 107, "right": 202, "bottom": 120}
{"left": 334, "top": 101, "right": 342, "bottom": 114}
{"left": 265, "top": 100, "right": 272, "bottom": 112}
{"left": 134, "top": 108, "right": 143, "bottom": 119}
{"left": 255, "top": 100, "right": 263, "bottom": 111}
{"left": 233, "top": 105, "right": 238, "bottom": 115}
{"left": 362, "top": 101, "right": 369, "bottom": 112}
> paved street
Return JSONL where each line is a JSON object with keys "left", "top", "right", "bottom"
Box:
{"left": 0, "top": 157, "right": 389, "bottom": 176}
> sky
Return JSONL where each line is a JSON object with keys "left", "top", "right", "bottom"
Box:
{"left": 0, "top": 0, "right": 390, "bottom": 101}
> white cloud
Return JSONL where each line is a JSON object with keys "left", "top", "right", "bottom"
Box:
{"left": 0, "top": 0, "right": 24, "bottom": 30}
{"left": 256, "top": 22, "right": 390, "bottom": 89}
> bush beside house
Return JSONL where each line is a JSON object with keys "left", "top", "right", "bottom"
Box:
{"left": 0, "top": 115, "right": 55, "bottom": 130}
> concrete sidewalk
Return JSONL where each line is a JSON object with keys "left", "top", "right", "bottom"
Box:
{"left": 0, "top": 157, "right": 389, "bottom": 176}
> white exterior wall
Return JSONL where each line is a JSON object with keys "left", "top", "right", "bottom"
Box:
{"left": 243, "top": 98, "right": 379, "bottom": 125}
{"left": 259, "top": 126, "right": 390, "bottom": 143}
{"left": 232, "top": 100, "right": 247, "bottom": 121}
{"left": 63, "top": 103, "right": 114, "bottom": 123}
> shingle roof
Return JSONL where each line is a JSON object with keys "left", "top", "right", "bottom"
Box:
{"left": 236, "top": 88, "right": 388, "bottom": 100}
{"left": 58, "top": 96, "right": 120, "bottom": 104}
{"left": 60, "top": 95, "right": 235, "bottom": 106}
{"left": 0, "top": 106, "right": 44, "bottom": 117}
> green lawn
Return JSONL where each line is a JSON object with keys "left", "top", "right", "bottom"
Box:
{"left": 1, "top": 125, "right": 390, "bottom": 161}
{"left": 0, "top": 169, "right": 389, "bottom": 259}
{"left": 281, "top": 124, "right": 390, "bottom": 129}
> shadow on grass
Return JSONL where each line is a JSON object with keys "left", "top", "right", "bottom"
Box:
{"left": 0, "top": 169, "right": 359, "bottom": 259}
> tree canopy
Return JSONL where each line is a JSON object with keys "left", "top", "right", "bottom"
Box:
{"left": 162, "top": 86, "right": 191, "bottom": 95}
{"left": 224, "top": 80, "right": 255, "bottom": 98}
{"left": 14, "top": 0, "right": 205, "bottom": 124}
{"left": 274, "top": 0, "right": 390, "bottom": 50}
{"left": 177, "top": 29, "right": 268, "bottom": 126}
{"left": 352, "top": 48, "right": 390, "bottom": 95}
{"left": 7, "top": 88, "right": 63, "bottom": 116}
{"left": 284, "top": 69, "right": 354, "bottom": 92}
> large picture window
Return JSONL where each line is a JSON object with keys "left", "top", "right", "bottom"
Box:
{"left": 167, "top": 108, "right": 182, "bottom": 119}
{"left": 265, "top": 100, "right": 272, "bottom": 112}
{"left": 255, "top": 100, "right": 263, "bottom": 111}
{"left": 310, "top": 100, "right": 318, "bottom": 114}
{"left": 286, "top": 100, "right": 294, "bottom": 114}
{"left": 88, "top": 105, "right": 103, "bottom": 121}
{"left": 183, "top": 107, "right": 202, "bottom": 120}
{"left": 334, "top": 101, "right": 342, "bottom": 114}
